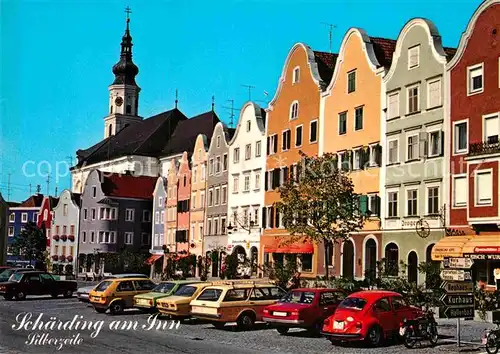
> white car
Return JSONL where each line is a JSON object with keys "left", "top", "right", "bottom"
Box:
{"left": 76, "top": 273, "right": 149, "bottom": 302}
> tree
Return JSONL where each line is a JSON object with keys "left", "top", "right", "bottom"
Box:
{"left": 277, "top": 153, "right": 365, "bottom": 280}
{"left": 10, "top": 222, "right": 47, "bottom": 267}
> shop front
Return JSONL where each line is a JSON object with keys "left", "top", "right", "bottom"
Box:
{"left": 226, "top": 236, "right": 259, "bottom": 276}
{"left": 203, "top": 235, "right": 228, "bottom": 278}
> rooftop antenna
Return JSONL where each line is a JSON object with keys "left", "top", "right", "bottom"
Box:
{"left": 46, "top": 174, "right": 51, "bottom": 196}
{"left": 227, "top": 100, "right": 235, "bottom": 128}
{"left": 36, "top": 184, "right": 41, "bottom": 194}
{"left": 29, "top": 183, "right": 32, "bottom": 195}
{"left": 321, "top": 22, "right": 336, "bottom": 53}
{"left": 211, "top": 95, "right": 215, "bottom": 112}
{"left": 241, "top": 84, "right": 255, "bottom": 101}
{"left": 7, "top": 172, "right": 11, "bottom": 201}
{"left": 54, "top": 185, "right": 58, "bottom": 197}
{"left": 175, "top": 89, "right": 179, "bottom": 109}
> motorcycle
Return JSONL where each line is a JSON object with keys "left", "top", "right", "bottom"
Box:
{"left": 483, "top": 323, "right": 500, "bottom": 354}
{"left": 399, "top": 310, "right": 439, "bottom": 348}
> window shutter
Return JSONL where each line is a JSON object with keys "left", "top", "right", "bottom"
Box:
{"left": 359, "top": 195, "right": 368, "bottom": 215}
{"left": 275, "top": 208, "right": 280, "bottom": 228}
{"left": 374, "top": 195, "right": 381, "bottom": 215}
{"left": 262, "top": 207, "right": 267, "bottom": 228}
{"left": 283, "top": 166, "right": 289, "bottom": 183}
{"left": 267, "top": 137, "right": 270, "bottom": 155}
{"left": 375, "top": 144, "right": 382, "bottom": 166}
{"left": 440, "top": 131, "right": 445, "bottom": 156}
{"left": 419, "top": 132, "right": 428, "bottom": 158}
{"left": 269, "top": 207, "right": 275, "bottom": 228}
{"left": 348, "top": 151, "right": 353, "bottom": 171}
{"left": 287, "top": 132, "right": 291, "bottom": 150}
{"left": 273, "top": 137, "right": 278, "bottom": 154}
{"left": 265, "top": 171, "right": 269, "bottom": 191}
{"left": 273, "top": 169, "right": 280, "bottom": 188}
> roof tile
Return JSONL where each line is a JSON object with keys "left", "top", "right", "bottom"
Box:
{"left": 101, "top": 173, "right": 157, "bottom": 200}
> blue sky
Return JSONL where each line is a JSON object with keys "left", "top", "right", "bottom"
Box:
{"left": 0, "top": 0, "right": 482, "bottom": 202}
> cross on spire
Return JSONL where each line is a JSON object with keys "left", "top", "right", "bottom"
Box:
{"left": 125, "top": 6, "right": 132, "bottom": 22}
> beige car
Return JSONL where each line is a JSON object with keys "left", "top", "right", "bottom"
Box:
{"left": 189, "top": 280, "right": 286, "bottom": 330}
{"left": 157, "top": 282, "right": 211, "bottom": 319}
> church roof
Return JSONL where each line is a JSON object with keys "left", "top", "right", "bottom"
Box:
{"left": 160, "top": 110, "right": 221, "bottom": 157}
{"left": 75, "top": 108, "right": 188, "bottom": 167}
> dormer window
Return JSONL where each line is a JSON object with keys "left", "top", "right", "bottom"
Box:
{"left": 290, "top": 101, "right": 299, "bottom": 120}
{"left": 408, "top": 46, "right": 420, "bottom": 69}
{"left": 216, "top": 136, "right": 221, "bottom": 148}
{"left": 467, "top": 63, "right": 484, "bottom": 95}
{"left": 347, "top": 70, "right": 356, "bottom": 93}
{"left": 246, "top": 121, "right": 251, "bottom": 132}
{"left": 293, "top": 67, "right": 300, "bottom": 84}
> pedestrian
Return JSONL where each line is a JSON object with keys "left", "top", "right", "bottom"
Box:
{"left": 287, "top": 271, "right": 301, "bottom": 290}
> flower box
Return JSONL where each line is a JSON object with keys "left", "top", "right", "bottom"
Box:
{"left": 60, "top": 235, "right": 68, "bottom": 242}
{"left": 53, "top": 235, "right": 60, "bottom": 241}
{"left": 67, "top": 235, "right": 75, "bottom": 242}
{"left": 59, "top": 255, "right": 66, "bottom": 262}
{"left": 51, "top": 255, "right": 58, "bottom": 261}
{"left": 66, "top": 255, "right": 73, "bottom": 262}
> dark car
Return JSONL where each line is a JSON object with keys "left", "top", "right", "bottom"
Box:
{"left": 0, "top": 268, "right": 24, "bottom": 283}
{"left": 0, "top": 270, "right": 78, "bottom": 300}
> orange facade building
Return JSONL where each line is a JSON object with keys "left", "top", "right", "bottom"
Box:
{"left": 321, "top": 29, "right": 396, "bottom": 279}
{"left": 260, "top": 43, "right": 337, "bottom": 278}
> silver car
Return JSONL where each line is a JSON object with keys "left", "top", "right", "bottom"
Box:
{"left": 76, "top": 273, "right": 149, "bottom": 302}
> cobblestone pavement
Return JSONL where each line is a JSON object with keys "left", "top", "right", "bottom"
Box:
{"left": 0, "top": 295, "right": 493, "bottom": 353}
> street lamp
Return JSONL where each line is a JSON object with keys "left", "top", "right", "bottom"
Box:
{"left": 227, "top": 214, "right": 257, "bottom": 235}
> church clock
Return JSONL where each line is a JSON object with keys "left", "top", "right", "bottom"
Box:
{"left": 115, "top": 96, "right": 123, "bottom": 106}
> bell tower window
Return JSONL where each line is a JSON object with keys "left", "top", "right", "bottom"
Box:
{"left": 109, "top": 124, "right": 113, "bottom": 137}
{"left": 110, "top": 106, "right": 113, "bottom": 114}
{"left": 126, "top": 104, "right": 132, "bottom": 114}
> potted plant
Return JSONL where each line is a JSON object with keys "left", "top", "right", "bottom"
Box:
{"left": 59, "top": 255, "right": 66, "bottom": 262}
{"left": 53, "top": 235, "right": 60, "bottom": 241}
{"left": 60, "top": 235, "right": 68, "bottom": 242}
{"left": 67, "top": 235, "right": 75, "bottom": 242}
{"left": 67, "top": 255, "right": 73, "bottom": 262}
{"left": 51, "top": 255, "right": 58, "bottom": 261}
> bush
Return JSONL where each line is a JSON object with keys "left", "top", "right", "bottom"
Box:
{"left": 65, "top": 264, "right": 74, "bottom": 275}
{"left": 475, "top": 288, "right": 499, "bottom": 320}
{"left": 262, "top": 260, "right": 297, "bottom": 289}
{"left": 52, "top": 264, "right": 59, "bottom": 274}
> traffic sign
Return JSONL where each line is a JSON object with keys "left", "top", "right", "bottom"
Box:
{"left": 441, "top": 306, "right": 474, "bottom": 319}
{"left": 441, "top": 281, "right": 474, "bottom": 293}
{"left": 440, "top": 293, "right": 474, "bottom": 307}
{"left": 440, "top": 269, "right": 472, "bottom": 281}
{"left": 443, "top": 257, "right": 474, "bottom": 269}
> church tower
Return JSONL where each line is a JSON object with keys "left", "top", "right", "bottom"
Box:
{"left": 104, "top": 8, "right": 142, "bottom": 138}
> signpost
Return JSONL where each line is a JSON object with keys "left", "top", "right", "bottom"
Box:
{"left": 440, "top": 257, "right": 475, "bottom": 348}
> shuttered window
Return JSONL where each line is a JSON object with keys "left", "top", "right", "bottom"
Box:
{"left": 476, "top": 171, "right": 493, "bottom": 205}
{"left": 453, "top": 176, "right": 467, "bottom": 207}
{"left": 387, "top": 93, "right": 399, "bottom": 119}
{"left": 427, "top": 79, "right": 441, "bottom": 108}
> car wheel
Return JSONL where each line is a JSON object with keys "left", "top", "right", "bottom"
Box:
{"left": 94, "top": 307, "right": 107, "bottom": 314}
{"left": 236, "top": 312, "right": 255, "bottom": 331}
{"left": 51, "top": 293, "right": 59, "bottom": 298}
{"left": 63, "top": 290, "right": 73, "bottom": 298}
{"left": 212, "top": 322, "right": 226, "bottom": 329}
{"left": 366, "top": 325, "right": 382, "bottom": 347}
{"left": 308, "top": 321, "right": 323, "bottom": 337}
{"left": 486, "top": 332, "right": 499, "bottom": 354}
{"left": 276, "top": 327, "right": 289, "bottom": 335}
{"left": 109, "top": 301, "right": 124, "bottom": 315}
{"left": 329, "top": 339, "right": 341, "bottom": 346}
{"left": 15, "top": 291, "right": 26, "bottom": 301}
{"left": 3, "top": 294, "right": 13, "bottom": 301}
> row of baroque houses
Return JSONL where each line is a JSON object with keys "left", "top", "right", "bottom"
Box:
{"left": 14, "top": 0, "right": 495, "bottom": 285}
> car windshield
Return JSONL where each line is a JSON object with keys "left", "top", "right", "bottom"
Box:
{"left": 280, "top": 291, "right": 316, "bottom": 304}
{"left": 0, "top": 269, "right": 14, "bottom": 278}
{"left": 94, "top": 281, "right": 113, "bottom": 292}
{"left": 9, "top": 273, "right": 23, "bottom": 282}
{"left": 153, "top": 282, "right": 175, "bottom": 293}
{"left": 338, "top": 297, "right": 367, "bottom": 310}
{"left": 174, "top": 285, "right": 197, "bottom": 297}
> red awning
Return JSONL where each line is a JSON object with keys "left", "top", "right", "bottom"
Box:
{"left": 145, "top": 254, "right": 163, "bottom": 265}
{"left": 264, "top": 242, "right": 314, "bottom": 254}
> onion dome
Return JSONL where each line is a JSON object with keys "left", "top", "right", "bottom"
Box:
{"left": 112, "top": 17, "right": 139, "bottom": 86}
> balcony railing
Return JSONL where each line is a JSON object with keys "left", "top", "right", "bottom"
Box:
{"left": 469, "top": 140, "right": 500, "bottom": 156}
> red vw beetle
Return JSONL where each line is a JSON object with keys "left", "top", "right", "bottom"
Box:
{"left": 321, "top": 290, "right": 422, "bottom": 347}
{"left": 263, "top": 288, "right": 346, "bottom": 335}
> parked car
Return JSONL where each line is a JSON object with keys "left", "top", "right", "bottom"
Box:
{"left": 263, "top": 288, "right": 346, "bottom": 335}
{"left": 76, "top": 273, "right": 149, "bottom": 302}
{"left": 89, "top": 277, "right": 156, "bottom": 315}
{"left": 0, "top": 270, "right": 77, "bottom": 300}
{"left": 157, "top": 282, "right": 213, "bottom": 319}
{"left": 190, "top": 280, "right": 286, "bottom": 330}
{"left": 133, "top": 280, "right": 203, "bottom": 312}
{"left": 321, "top": 290, "right": 423, "bottom": 347}
{"left": 0, "top": 268, "right": 23, "bottom": 282}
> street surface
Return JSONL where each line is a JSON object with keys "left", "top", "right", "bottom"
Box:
{"left": 0, "top": 289, "right": 494, "bottom": 353}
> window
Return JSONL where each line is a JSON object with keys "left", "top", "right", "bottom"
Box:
{"left": 92, "top": 186, "right": 97, "bottom": 198}
{"left": 33, "top": 212, "right": 38, "bottom": 222}
{"left": 243, "top": 175, "right": 250, "bottom": 192}
{"left": 216, "top": 136, "right": 221, "bottom": 148}
{"left": 161, "top": 211, "right": 165, "bottom": 223}
{"left": 388, "top": 139, "right": 399, "bottom": 164}
{"left": 407, "top": 85, "right": 419, "bottom": 114}
{"left": 199, "top": 224, "right": 203, "bottom": 240}
{"left": 221, "top": 217, "right": 226, "bottom": 234}
{"left": 233, "top": 148, "right": 240, "bottom": 163}
{"left": 476, "top": 170, "right": 493, "bottom": 205}
{"left": 427, "top": 186, "right": 439, "bottom": 215}
{"left": 200, "top": 191, "right": 205, "bottom": 207}
{"left": 268, "top": 134, "right": 278, "bottom": 154}
{"left": 310, "top": 121, "right": 318, "bottom": 143}
{"left": 454, "top": 121, "right": 468, "bottom": 153}
{"left": 215, "top": 156, "right": 221, "bottom": 174}
{"left": 214, "top": 218, "right": 219, "bottom": 235}
{"left": 142, "top": 210, "right": 151, "bottom": 222}
{"left": 293, "top": 66, "right": 300, "bottom": 83}
{"left": 223, "top": 154, "right": 228, "bottom": 171}
{"left": 453, "top": 175, "right": 467, "bottom": 207}
{"left": 125, "top": 209, "right": 135, "bottom": 222}
{"left": 427, "top": 78, "right": 441, "bottom": 108}
{"left": 255, "top": 141, "right": 262, "bottom": 157}
{"left": 295, "top": 125, "right": 303, "bottom": 147}
{"left": 255, "top": 172, "right": 261, "bottom": 190}
{"left": 339, "top": 112, "right": 347, "bottom": 135}
{"left": 215, "top": 187, "right": 220, "bottom": 205}
{"left": 159, "top": 197, "right": 163, "bottom": 207}
{"left": 233, "top": 176, "right": 239, "bottom": 193}
{"left": 407, "top": 135, "right": 419, "bottom": 161}
{"left": 91, "top": 208, "right": 96, "bottom": 220}
{"left": 9, "top": 213, "right": 14, "bottom": 222}
{"left": 90, "top": 231, "right": 95, "bottom": 243}
{"left": 406, "top": 189, "right": 418, "bottom": 217}
{"left": 428, "top": 130, "right": 441, "bottom": 157}
{"left": 387, "top": 92, "right": 399, "bottom": 119}
{"left": 484, "top": 115, "right": 499, "bottom": 144}
{"left": 222, "top": 186, "right": 227, "bottom": 204}
{"left": 246, "top": 120, "right": 251, "bottom": 132}
{"left": 468, "top": 64, "right": 484, "bottom": 94}
{"left": 207, "top": 219, "right": 212, "bottom": 235}
{"left": 201, "top": 164, "right": 206, "bottom": 181}
{"left": 8, "top": 227, "right": 13, "bottom": 236}
{"left": 282, "top": 130, "right": 291, "bottom": 151}
{"left": 193, "top": 169, "right": 197, "bottom": 183}
{"left": 368, "top": 194, "right": 380, "bottom": 216}
{"left": 21, "top": 213, "right": 27, "bottom": 222}
{"left": 245, "top": 144, "right": 251, "bottom": 160}
{"left": 347, "top": 70, "right": 356, "bottom": 93}
{"left": 81, "top": 231, "right": 87, "bottom": 243}
{"left": 355, "top": 106, "right": 363, "bottom": 131}
{"left": 208, "top": 189, "right": 213, "bottom": 206}
{"left": 290, "top": 101, "right": 299, "bottom": 120}
{"left": 375, "top": 298, "right": 392, "bottom": 312}
{"left": 388, "top": 191, "right": 398, "bottom": 217}
{"left": 141, "top": 233, "right": 150, "bottom": 246}
{"left": 408, "top": 46, "right": 420, "bottom": 69}
{"left": 209, "top": 158, "right": 214, "bottom": 175}
{"left": 191, "top": 194, "right": 196, "bottom": 209}
{"left": 353, "top": 149, "right": 362, "bottom": 170}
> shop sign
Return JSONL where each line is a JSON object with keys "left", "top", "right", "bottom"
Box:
{"left": 443, "top": 257, "right": 473, "bottom": 269}
{"left": 465, "top": 253, "right": 500, "bottom": 260}
{"left": 474, "top": 246, "right": 500, "bottom": 254}
{"left": 440, "top": 269, "right": 472, "bottom": 281}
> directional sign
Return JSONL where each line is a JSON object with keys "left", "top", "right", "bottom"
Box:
{"left": 441, "top": 281, "right": 474, "bottom": 293}
{"left": 443, "top": 257, "right": 474, "bottom": 269}
{"left": 440, "top": 269, "right": 472, "bottom": 281}
{"left": 440, "top": 293, "right": 474, "bottom": 307}
{"left": 441, "top": 306, "right": 474, "bottom": 319}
